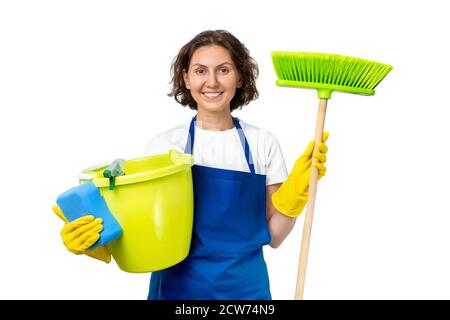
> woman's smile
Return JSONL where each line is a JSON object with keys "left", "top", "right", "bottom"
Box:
{"left": 202, "top": 91, "right": 223, "bottom": 99}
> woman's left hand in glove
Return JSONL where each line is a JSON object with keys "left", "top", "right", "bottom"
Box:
{"left": 272, "top": 131, "right": 329, "bottom": 217}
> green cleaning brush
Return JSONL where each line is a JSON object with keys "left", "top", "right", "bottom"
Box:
{"left": 271, "top": 52, "right": 392, "bottom": 300}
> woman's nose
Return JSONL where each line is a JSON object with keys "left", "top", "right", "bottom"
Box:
{"left": 206, "top": 72, "right": 219, "bottom": 88}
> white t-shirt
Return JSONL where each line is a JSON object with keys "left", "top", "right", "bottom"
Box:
{"left": 142, "top": 118, "right": 288, "bottom": 186}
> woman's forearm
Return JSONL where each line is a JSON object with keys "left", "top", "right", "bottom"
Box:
{"left": 267, "top": 211, "right": 297, "bottom": 248}
{"left": 266, "top": 183, "right": 298, "bottom": 248}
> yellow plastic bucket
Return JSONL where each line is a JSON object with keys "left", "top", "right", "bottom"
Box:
{"left": 80, "top": 149, "right": 194, "bottom": 273}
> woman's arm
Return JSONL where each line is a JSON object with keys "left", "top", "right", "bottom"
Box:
{"left": 266, "top": 183, "right": 297, "bottom": 248}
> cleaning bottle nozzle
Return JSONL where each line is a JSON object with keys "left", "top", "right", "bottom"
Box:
{"left": 103, "top": 159, "right": 126, "bottom": 190}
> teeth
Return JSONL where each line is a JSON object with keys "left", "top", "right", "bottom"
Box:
{"left": 203, "top": 92, "right": 221, "bottom": 97}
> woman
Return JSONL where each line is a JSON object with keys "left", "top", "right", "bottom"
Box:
{"left": 54, "top": 30, "right": 329, "bottom": 299}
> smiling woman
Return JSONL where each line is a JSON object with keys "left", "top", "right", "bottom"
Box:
{"left": 143, "top": 30, "right": 329, "bottom": 300}
{"left": 53, "top": 29, "right": 329, "bottom": 300}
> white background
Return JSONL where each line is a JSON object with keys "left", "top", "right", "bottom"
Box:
{"left": 1, "top": 0, "right": 449, "bottom": 300}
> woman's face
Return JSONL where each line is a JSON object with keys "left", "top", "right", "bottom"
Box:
{"left": 183, "top": 45, "right": 242, "bottom": 114}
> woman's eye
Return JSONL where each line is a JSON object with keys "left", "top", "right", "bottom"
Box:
{"left": 220, "top": 68, "right": 229, "bottom": 74}
{"left": 195, "top": 69, "right": 206, "bottom": 75}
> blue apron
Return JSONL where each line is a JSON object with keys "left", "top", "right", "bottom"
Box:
{"left": 148, "top": 116, "right": 271, "bottom": 300}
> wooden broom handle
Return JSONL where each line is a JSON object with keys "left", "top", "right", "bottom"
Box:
{"left": 295, "top": 98, "right": 328, "bottom": 300}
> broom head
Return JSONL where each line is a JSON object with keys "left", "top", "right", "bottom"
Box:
{"left": 271, "top": 52, "right": 393, "bottom": 99}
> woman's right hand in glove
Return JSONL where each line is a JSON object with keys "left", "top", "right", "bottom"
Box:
{"left": 52, "top": 205, "right": 111, "bottom": 263}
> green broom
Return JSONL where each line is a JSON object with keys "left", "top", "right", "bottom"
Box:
{"left": 271, "top": 52, "right": 392, "bottom": 300}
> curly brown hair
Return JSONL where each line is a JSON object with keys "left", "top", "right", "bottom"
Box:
{"left": 168, "top": 30, "right": 259, "bottom": 111}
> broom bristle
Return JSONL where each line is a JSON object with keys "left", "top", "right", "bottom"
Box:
{"left": 272, "top": 52, "right": 392, "bottom": 97}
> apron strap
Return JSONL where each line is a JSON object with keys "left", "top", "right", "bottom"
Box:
{"left": 232, "top": 117, "right": 255, "bottom": 174}
{"left": 184, "top": 117, "right": 196, "bottom": 155}
{"left": 184, "top": 115, "right": 255, "bottom": 174}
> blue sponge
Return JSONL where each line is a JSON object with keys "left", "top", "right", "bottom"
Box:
{"left": 56, "top": 182, "right": 122, "bottom": 249}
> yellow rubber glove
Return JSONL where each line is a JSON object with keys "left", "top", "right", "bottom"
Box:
{"left": 52, "top": 205, "right": 112, "bottom": 263}
{"left": 272, "top": 132, "right": 329, "bottom": 217}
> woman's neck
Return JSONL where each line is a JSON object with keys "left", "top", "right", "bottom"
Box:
{"left": 196, "top": 109, "right": 234, "bottom": 131}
